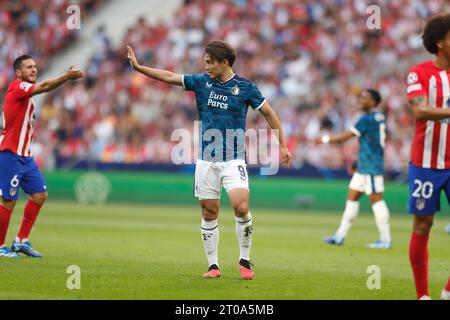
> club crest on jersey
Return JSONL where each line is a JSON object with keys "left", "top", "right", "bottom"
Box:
{"left": 407, "top": 72, "right": 418, "bottom": 85}
{"left": 231, "top": 85, "right": 240, "bottom": 96}
{"left": 9, "top": 188, "right": 17, "bottom": 197}
{"left": 415, "top": 198, "right": 425, "bottom": 211}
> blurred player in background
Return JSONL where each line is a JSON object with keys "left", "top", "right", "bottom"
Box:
{"left": 127, "top": 41, "right": 291, "bottom": 280}
{"left": 0, "top": 55, "right": 83, "bottom": 258}
{"left": 405, "top": 13, "right": 450, "bottom": 300}
{"left": 316, "top": 89, "right": 392, "bottom": 249}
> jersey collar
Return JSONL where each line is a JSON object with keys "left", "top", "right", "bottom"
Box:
{"left": 215, "top": 73, "right": 235, "bottom": 84}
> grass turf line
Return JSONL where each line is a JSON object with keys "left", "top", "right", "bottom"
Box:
{"left": 0, "top": 201, "right": 448, "bottom": 300}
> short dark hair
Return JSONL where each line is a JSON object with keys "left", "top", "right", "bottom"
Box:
{"left": 205, "top": 41, "right": 236, "bottom": 67}
{"left": 365, "top": 88, "right": 382, "bottom": 106}
{"left": 13, "top": 54, "right": 33, "bottom": 71}
{"left": 422, "top": 13, "right": 450, "bottom": 55}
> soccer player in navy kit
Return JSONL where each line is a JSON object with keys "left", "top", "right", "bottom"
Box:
{"left": 316, "top": 89, "right": 392, "bottom": 249}
{"left": 127, "top": 41, "right": 291, "bottom": 279}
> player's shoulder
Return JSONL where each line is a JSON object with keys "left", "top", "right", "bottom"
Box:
{"left": 233, "top": 75, "right": 254, "bottom": 87}
{"left": 371, "top": 111, "right": 385, "bottom": 122}
{"left": 408, "top": 60, "right": 436, "bottom": 75}
{"left": 231, "top": 75, "right": 257, "bottom": 94}
{"left": 8, "top": 79, "right": 33, "bottom": 92}
{"left": 7, "top": 79, "right": 20, "bottom": 90}
{"left": 359, "top": 111, "right": 384, "bottom": 122}
{"left": 184, "top": 73, "right": 208, "bottom": 82}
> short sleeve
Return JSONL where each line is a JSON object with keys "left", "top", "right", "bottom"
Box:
{"left": 406, "top": 66, "right": 427, "bottom": 100}
{"left": 246, "top": 83, "right": 266, "bottom": 110}
{"left": 350, "top": 116, "right": 367, "bottom": 137}
{"left": 182, "top": 74, "right": 203, "bottom": 92}
{"left": 11, "top": 81, "right": 35, "bottom": 100}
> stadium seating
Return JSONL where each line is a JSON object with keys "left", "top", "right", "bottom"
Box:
{"left": 4, "top": 0, "right": 450, "bottom": 171}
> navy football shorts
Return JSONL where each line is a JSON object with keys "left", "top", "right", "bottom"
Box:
{"left": 408, "top": 162, "right": 450, "bottom": 215}
{"left": 0, "top": 150, "right": 46, "bottom": 201}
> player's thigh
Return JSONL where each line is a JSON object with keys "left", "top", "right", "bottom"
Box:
{"left": 364, "top": 174, "right": 384, "bottom": 195}
{"left": 222, "top": 160, "right": 249, "bottom": 194}
{"left": 347, "top": 188, "right": 363, "bottom": 201}
{"left": 20, "top": 158, "right": 47, "bottom": 196}
{"left": 194, "top": 159, "right": 221, "bottom": 200}
{"left": 442, "top": 169, "right": 450, "bottom": 206}
{"left": 348, "top": 172, "right": 366, "bottom": 195}
{"left": 368, "top": 192, "right": 383, "bottom": 204}
{"left": 408, "top": 163, "right": 446, "bottom": 215}
{"left": 0, "top": 151, "right": 22, "bottom": 201}
{"left": 222, "top": 160, "right": 250, "bottom": 215}
{"left": 228, "top": 188, "right": 250, "bottom": 216}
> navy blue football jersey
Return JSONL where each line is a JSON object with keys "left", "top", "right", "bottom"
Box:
{"left": 183, "top": 74, "right": 266, "bottom": 161}
{"left": 350, "top": 111, "right": 386, "bottom": 175}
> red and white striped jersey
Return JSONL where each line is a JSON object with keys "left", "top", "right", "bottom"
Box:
{"left": 406, "top": 60, "right": 450, "bottom": 169}
{"left": 0, "top": 80, "right": 36, "bottom": 157}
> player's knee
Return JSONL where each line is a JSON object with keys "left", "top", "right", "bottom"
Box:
{"left": 233, "top": 203, "right": 249, "bottom": 217}
{"left": 1, "top": 198, "right": 17, "bottom": 211}
{"left": 201, "top": 206, "right": 218, "bottom": 220}
{"left": 31, "top": 192, "right": 48, "bottom": 205}
{"left": 415, "top": 218, "right": 433, "bottom": 235}
{"left": 369, "top": 194, "right": 383, "bottom": 204}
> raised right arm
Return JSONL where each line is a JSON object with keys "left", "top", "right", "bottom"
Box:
{"left": 31, "top": 66, "right": 83, "bottom": 96}
{"left": 127, "top": 45, "right": 182, "bottom": 86}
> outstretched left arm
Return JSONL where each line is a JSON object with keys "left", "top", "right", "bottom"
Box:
{"left": 258, "top": 102, "right": 292, "bottom": 168}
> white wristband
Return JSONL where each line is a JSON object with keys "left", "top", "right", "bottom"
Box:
{"left": 321, "top": 135, "right": 330, "bottom": 144}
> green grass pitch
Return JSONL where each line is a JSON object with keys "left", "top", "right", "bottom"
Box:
{"left": 0, "top": 201, "right": 448, "bottom": 300}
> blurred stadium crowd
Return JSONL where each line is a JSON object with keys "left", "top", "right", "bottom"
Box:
{"left": 2, "top": 0, "right": 449, "bottom": 171}
{"left": 0, "top": 0, "right": 107, "bottom": 97}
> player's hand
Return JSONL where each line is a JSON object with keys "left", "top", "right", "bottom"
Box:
{"left": 127, "top": 45, "right": 139, "bottom": 69}
{"left": 314, "top": 137, "right": 322, "bottom": 145}
{"left": 66, "top": 66, "right": 84, "bottom": 80}
{"left": 281, "top": 146, "right": 292, "bottom": 168}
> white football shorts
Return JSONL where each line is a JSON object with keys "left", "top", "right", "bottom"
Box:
{"left": 194, "top": 159, "right": 249, "bottom": 200}
{"left": 349, "top": 171, "right": 384, "bottom": 195}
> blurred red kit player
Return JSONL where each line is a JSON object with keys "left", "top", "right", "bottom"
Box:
{"left": 405, "top": 13, "right": 450, "bottom": 300}
{"left": 0, "top": 55, "right": 83, "bottom": 258}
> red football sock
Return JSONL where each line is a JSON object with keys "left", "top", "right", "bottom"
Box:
{"left": 17, "top": 200, "right": 42, "bottom": 241}
{"left": 0, "top": 205, "right": 13, "bottom": 246}
{"left": 409, "top": 232, "right": 429, "bottom": 299}
{"left": 445, "top": 277, "right": 450, "bottom": 292}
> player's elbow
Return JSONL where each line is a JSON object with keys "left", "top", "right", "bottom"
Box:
{"left": 413, "top": 107, "right": 427, "bottom": 120}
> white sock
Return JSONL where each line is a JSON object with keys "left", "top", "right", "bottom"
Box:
{"left": 372, "top": 200, "right": 391, "bottom": 243}
{"left": 235, "top": 212, "right": 253, "bottom": 261}
{"left": 201, "top": 219, "right": 219, "bottom": 267}
{"left": 335, "top": 200, "right": 359, "bottom": 240}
